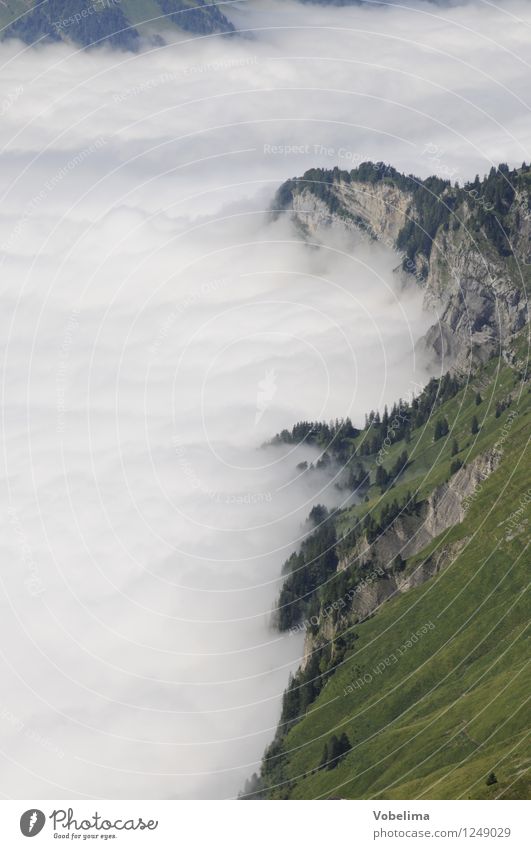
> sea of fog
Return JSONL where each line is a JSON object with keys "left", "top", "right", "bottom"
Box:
{"left": 0, "top": 0, "right": 529, "bottom": 799}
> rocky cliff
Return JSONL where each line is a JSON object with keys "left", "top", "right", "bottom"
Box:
{"left": 300, "top": 447, "right": 500, "bottom": 671}
{"left": 275, "top": 163, "right": 530, "bottom": 371}
{"left": 245, "top": 165, "right": 530, "bottom": 800}
{"left": 249, "top": 329, "right": 530, "bottom": 799}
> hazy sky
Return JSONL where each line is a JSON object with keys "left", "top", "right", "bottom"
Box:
{"left": 0, "top": 0, "right": 529, "bottom": 799}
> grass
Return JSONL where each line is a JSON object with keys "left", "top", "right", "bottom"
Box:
{"left": 262, "top": 349, "right": 530, "bottom": 799}
{"left": 337, "top": 357, "right": 524, "bottom": 535}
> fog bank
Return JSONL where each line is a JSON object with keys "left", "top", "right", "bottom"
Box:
{"left": 0, "top": 0, "right": 529, "bottom": 798}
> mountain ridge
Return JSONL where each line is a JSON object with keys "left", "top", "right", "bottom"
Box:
{"left": 273, "top": 161, "right": 530, "bottom": 372}
{"left": 0, "top": 0, "right": 235, "bottom": 48}
{"left": 0, "top": 1, "right": 481, "bottom": 48}
{"left": 240, "top": 162, "right": 530, "bottom": 801}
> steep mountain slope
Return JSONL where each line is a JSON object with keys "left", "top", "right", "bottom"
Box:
{"left": 0, "top": 0, "right": 234, "bottom": 49}
{"left": 248, "top": 335, "right": 530, "bottom": 800}
{"left": 274, "top": 162, "right": 530, "bottom": 372}
{"left": 240, "top": 166, "right": 530, "bottom": 800}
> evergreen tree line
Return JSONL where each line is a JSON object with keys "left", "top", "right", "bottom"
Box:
{"left": 279, "top": 632, "right": 358, "bottom": 733}
{"left": 273, "top": 373, "right": 461, "bottom": 471}
{"left": 374, "top": 450, "right": 409, "bottom": 491}
{"left": 318, "top": 732, "right": 351, "bottom": 771}
{"left": 277, "top": 507, "right": 339, "bottom": 631}
{"left": 363, "top": 490, "right": 421, "bottom": 545}
{"left": 275, "top": 161, "right": 529, "bottom": 272}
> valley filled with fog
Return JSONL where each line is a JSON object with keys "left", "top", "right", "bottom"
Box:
{"left": 0, "top": 0, "right": 529, "bottom": 798}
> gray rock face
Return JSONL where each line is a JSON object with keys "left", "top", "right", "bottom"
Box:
{"left": 421, "top": 217, "right": 528, "bottom": 371}
{"left": 291, "top": 182, "right": 409, "bottom": 244}
{"left": 350, "top": 448, "right": 501, "bottom": 571}
{"left": 301, "top": 448, "right": 500, "bottom": 666}
{"left": 280, "top": 167, "right": 527, "bottom": 675}
{"left": 286, "top": 179, "right": 529, "bottom": 370}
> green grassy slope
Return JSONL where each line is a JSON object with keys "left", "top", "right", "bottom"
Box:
{"left": 259, "top": 343, "right": 530, "bottom": 799}
{"left": 339, "top": 356, "right": 526, "bottom": 534}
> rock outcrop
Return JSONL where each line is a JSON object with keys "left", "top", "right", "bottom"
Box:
{"left": 277, "top": 168, "right": 529, "bottom": 371}
{"left": 300, "top": 448, "right": 500, "bottom": 668}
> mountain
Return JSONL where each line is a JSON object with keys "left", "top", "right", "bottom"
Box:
{"left": 0, "top": 0, "right": 234, "bottom": 49}
{"left": 0, "top": 1, "right": 477, "bottom": 48}
{"left": 241, "top": 163, "right": 530, "bottom": 800}
{"left": 290, "top": 1, "right": 466, "bottom": 6}
{"left": 274, "top": 162, "right": 530, "bottom": 371}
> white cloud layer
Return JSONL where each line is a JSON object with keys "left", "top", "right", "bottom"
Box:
{"left": 0, "top": 0, "right": 529, "bottom": 798}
